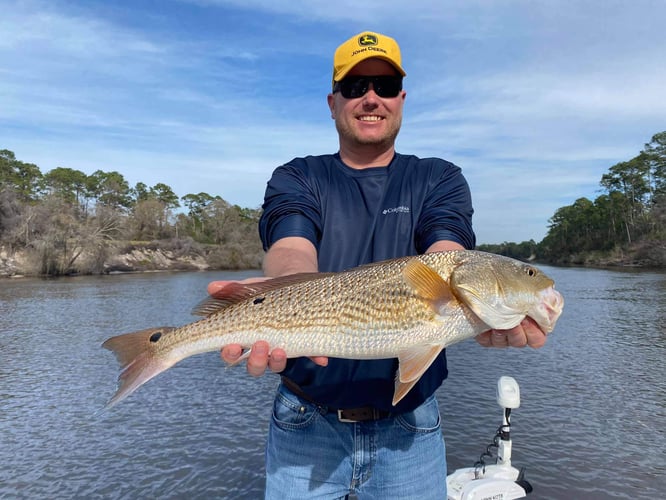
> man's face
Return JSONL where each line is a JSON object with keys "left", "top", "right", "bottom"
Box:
{"left": 328, "top": 58, "right": 406, "bottom": 151}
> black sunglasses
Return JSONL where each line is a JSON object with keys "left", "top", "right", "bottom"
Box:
{"left": 332, "top": 75, "right": 403, "bottom": 99}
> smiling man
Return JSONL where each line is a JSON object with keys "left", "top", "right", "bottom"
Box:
{"left": 328, "top": 58, "right": 405, "bottom": 164}
{"left": 213, "top": 31, "right": 548, "bottom": 499}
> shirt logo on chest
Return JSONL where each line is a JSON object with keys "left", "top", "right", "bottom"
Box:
{"left": 382, "top": 205, "right": 410, "bottom": 215}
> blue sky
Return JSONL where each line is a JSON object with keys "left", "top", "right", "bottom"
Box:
{"left": 2, "top": 0, "right": 665, "bottom": 244}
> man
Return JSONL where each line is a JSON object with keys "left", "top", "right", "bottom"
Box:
{"left": 211, "top": 31, "right": 547, "bottom": 499}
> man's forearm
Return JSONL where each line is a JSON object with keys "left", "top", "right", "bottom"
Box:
{"left": 262, "top": 237, "right": 319, "bottom": 277}
{"left": 425, "top": 240, "right": 465, "bottom": 253}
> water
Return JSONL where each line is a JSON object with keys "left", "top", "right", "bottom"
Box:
{"left": 0, "top": 266, "right": 664, "bottom": 499}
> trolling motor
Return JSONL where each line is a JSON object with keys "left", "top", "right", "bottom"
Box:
{"left": 446, "top": 376, "right": 533, "bottom": 500}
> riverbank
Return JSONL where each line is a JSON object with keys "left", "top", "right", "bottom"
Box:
{"left": 0, "top": 240, "right": 263, "bottom": 278}
{"left": 543, "top": 240, "right": 666, "bottom": 269}
{"left": 2, "top": 240, "right": 663, "bottom": 279}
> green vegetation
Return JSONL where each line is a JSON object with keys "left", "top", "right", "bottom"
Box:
{"left": 0, "top": 150, "right": 263, "bottom": 275}
{"left": 1, "top": 130, "right": 664, "bottom": 276}
{"left": 478, "top": 131, "right": 665, "bottom": 267}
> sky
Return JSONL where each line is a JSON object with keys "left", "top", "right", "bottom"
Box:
{"left": 2, "top": 0, "right": 665, "bottom": 244}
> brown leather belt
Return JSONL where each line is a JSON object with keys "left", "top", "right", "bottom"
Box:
{"left": 335, "top": 407, "right": 392, "bottom": 423}
{"left": 281, "top": 376, "right": 392, "bottom": 423}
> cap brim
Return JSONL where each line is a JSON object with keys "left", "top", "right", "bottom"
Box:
{"left": 333, "top": 55, "right": 406, "bottom": 83}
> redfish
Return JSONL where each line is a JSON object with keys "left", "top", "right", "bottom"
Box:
{"left": 103, "top": 250, "right": 564, "bottom": 408}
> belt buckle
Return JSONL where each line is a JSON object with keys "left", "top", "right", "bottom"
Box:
{"left": 337, "top": 409, "right": 357, "bottom": 423}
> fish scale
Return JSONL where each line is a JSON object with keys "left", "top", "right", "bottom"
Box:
{"left": 102, "top": 250, "right": 564, "bottom": 408}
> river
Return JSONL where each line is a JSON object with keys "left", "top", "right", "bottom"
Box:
{"left": 0, "top": 265, "right": 664, "bottom": 499}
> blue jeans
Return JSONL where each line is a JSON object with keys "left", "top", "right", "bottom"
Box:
{"left": 265, "top": 383, "right": 447, "bottom": 499}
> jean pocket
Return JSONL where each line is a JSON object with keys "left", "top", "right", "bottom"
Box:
{"left": 396, "top": 395, "right": 442, "bottom": 433}
{"left": 271, "top": 384, "right": 320, "bottom": 431}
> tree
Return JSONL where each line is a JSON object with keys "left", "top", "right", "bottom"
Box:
{"left": 181, "top": 192, "right": 217, "bottom": 236}
{"left": 477, "top": 240, "right": 537, "bottom": 260}
{"left": 593, "top": 192, "right": 626, "bottom": 248}
{"left": 150, "top": 183, "right": 180, "bottom": 208}
{"left": 131, "top": 182, "right": 150, "bottom": 204}
{"left": 88, "top": 170, "right": 132, "bottom": 210}
{"left": 0, "top": 150, "right": 16, "bottom": 186}
{"left": 0, "top": 187, "right": 23, "bottom": 247}
{"left": 131, "top": 198, "right": 168, "bottom": 240}
{"left": 203, "top": 197, "right": 232, "bottom": 244}
{"left": 643, "top": 131, "right": 666, "bottom": 204}
{"left": 0, "top": 149, "right": 43, "bottom": 201}
{"left": 600, "top": 155, "right": 652, "bottom": 244}
{"left": 150, "top": 183, "right": 180, "bottom": 232}
{"left": 641, "top": 132, "right": 666, "bottom": 241}
{"left": 42, "top": 167, "right": 88, "bottom": 207}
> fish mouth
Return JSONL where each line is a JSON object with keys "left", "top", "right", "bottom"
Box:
{"left": 530, "top": 287, "right": 564, "bottom": 333}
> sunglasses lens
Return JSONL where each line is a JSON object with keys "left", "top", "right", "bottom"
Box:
{"left": 373, "top": 77, "right": 402, "bottom": 98}
{"left": 336, "top": 76, "right": 402, "bottom": 98}
{"left": 339, "top": 79, "right": 366, "bottom": 98}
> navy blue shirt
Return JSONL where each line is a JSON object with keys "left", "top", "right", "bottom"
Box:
{"left": 259, "top": 152, "right": 475, "bottom": 412}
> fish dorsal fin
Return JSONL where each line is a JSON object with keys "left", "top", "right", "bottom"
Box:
{"left": 191, "top": 272, "right": 334, "bottom": 316}
{"left": 393, "top": 344, "right": 445, "bottom": 405}
{"left": 402, "top": 258, "right": 456, "bottom": 312}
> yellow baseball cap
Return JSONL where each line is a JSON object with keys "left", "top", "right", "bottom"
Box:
{"left": 332, "top": 31, "right": 406, "bottom": 88}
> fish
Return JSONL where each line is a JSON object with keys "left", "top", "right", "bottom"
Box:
{"left": 102, "top": 250, "right": 564, "bottom": 409}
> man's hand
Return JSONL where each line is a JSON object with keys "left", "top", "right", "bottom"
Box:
{"left": 221, "top": 341, "right": 288, "bottom": 375}
{"left": 221, "top": 341, "right": 328, "bottom": 376}
{"left": 207, "top": 276, "right": 269, "bottom": 296}
{"left": 475, "top": 317, "right": 547, "bottom": 349}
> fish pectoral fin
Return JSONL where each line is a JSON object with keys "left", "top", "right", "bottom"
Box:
{"left": 402, "top": 259, "right": 456, "bottom": 312}
{"left": 393, "top": 344, "right": 445, "bottom": 405}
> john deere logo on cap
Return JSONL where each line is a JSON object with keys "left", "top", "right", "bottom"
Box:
{"left": 358, "top": 34, "right": 378, "bottom": 46}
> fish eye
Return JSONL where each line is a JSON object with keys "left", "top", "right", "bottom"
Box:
{"left": 524, "top": 266, "right": 537, "bottom": 277}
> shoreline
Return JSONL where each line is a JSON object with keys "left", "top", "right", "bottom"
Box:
{"left": 2, "top": 248, "right": 662, "bottom": 280}
{"left": 0, "top": 242, "right": 262, "bottom": 279}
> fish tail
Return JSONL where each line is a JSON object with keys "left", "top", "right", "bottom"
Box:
{"left": 102, "top": 327, "right": 177, "bottom": 409}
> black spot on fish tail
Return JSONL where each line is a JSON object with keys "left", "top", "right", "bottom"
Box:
{"left": 149, "top": 331, "right": 162, "bottom": 343}
{"left": 253, "top": 297, "right": 265, "bottom": 304}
